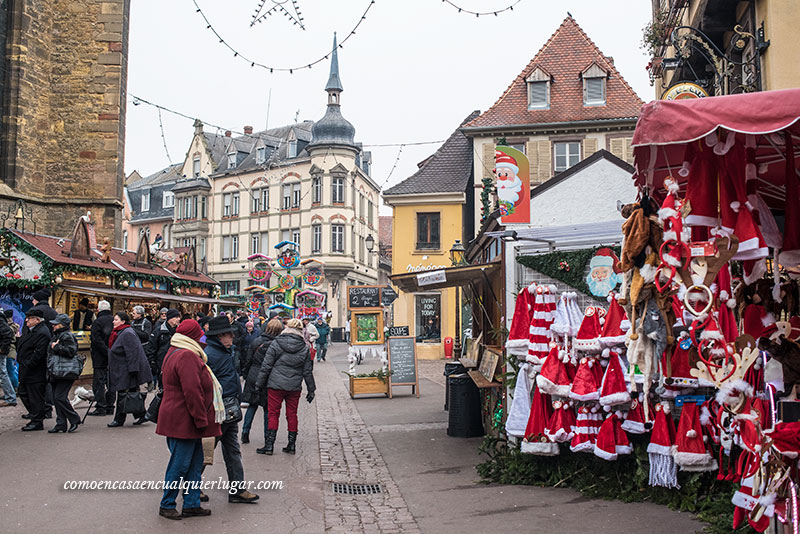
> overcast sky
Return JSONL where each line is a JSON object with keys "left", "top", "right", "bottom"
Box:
{"left": 125, "top": 0, "right": 655, "bottom": 213}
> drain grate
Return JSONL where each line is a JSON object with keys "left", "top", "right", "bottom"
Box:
{"left": 331, "top": 482, "right": 383, "bottom": 495}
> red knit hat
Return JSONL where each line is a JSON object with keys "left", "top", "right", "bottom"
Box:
{"left": 569, "top": 356, "right": 602, "bottom": 401}
{"left": 545, "top": 400, "right": 576, "bottom": 443}
{"left": 536, "top": 346, "right": 573, "bottom": 397}
{"left": 574, "top": 306, "right": 606, "bottom": 353}
{"left": 521, "top": 385, "right": 559, "bottom": 456}
{"left": 674, "top": 401, "right": 717, "bottom": 470}
{"left": 599, "top": 296, "right": 630, "bottom": 347}
{"left": 176, "top": 319, "right": 204, "bottom": 344}
{"left": 599, "top": 352, "right": 630, "bottom": 407}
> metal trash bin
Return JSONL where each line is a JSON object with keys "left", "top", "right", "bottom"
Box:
{"left": 447, "top": 374, "right": 484, "bottom": 438}
{"left": 444, "top": 362, "right": 467, "bottom": 411}
{"left": 331, "top": 327, "right": 344, "bottom": 343}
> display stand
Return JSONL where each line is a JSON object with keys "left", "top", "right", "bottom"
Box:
{"left": 387, "top": 336, "right": 420, "bottom": 398}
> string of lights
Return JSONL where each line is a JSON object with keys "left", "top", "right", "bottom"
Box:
{"left": 251, "top": 0, "right": 305, "bottom": 29}
{"left": 379, "top": 144, "right": 403, "bottom": 190}
{"left": 249, "top": 1, "right": 281, "bottom": 27}
{"left": 442, "top": 0, "right": 521, "bottom": 16}
{"left": 157, "top": 107, "right": 173, "bottom": 165}
{"left": 192, "top": 0, "right": 375, "bottom": 73}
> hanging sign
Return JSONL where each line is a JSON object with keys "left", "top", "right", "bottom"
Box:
{"left": 495, "top": 146, "right": 530, "bottom": 225}
{"left": 381, "top": 286, "right": 398, "bottom": 306}
{"left": 417, "top": 269, "right": 446, "bottom": 287}
{"left": 662, "top": 82, "right": 708, "bottom": 100}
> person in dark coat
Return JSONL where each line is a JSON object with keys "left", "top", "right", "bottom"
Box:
{"left": 46, "top": 314, "right": 82, "bottom": 433}
{"left": 147, "top": 309, "right": 180, "bottom": 383}
{"left": 28, "top": 288, "right": 57, "bottom": 418}
{"left": 314, "top": 318, "right": 331, "bottom": 362}
{"left": 131, "top": 305, "right": 153, "bottom": 354}
{"left": 242, "top": 321, "right": 259, "bottom": 356}
{"left": 254, "top": 318, "right": 315, "bottom": 455}
{"left": 0, "top": 308, "right": 17, "bottom": 407}
{"left": 240, "top": 318, "right": 283, "bottom": 444}
{"left": 71, "top": 298, "right": 94, "bottom": 331}
{"left": 88, "top": 300, "right": 115, "bottom": 415}
{"left": 201, "top": 316, "right": 259, "bottom": 504}
{"left": 16, "top": 308, "right": 52, "bottom": 431}
{"left": 107, "top": 311, "right": 153, "bottom": 427}
{"left": 229, "top": 312, "right": 246, "bottom": 375}
{"left": 152, "top": 307, "right": 168, "bottom": 333}
{"left": 156, "top": 320, "right": 222, "bottom": 520}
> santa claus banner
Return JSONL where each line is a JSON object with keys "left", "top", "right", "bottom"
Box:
{"left": 495, "top": 146, "right": 530, "bottom": 225}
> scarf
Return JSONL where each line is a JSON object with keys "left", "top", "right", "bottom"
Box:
{"left": 108, "top": 323, "right": 130, "bottom": 349}
{"left": 170, "top": 333, "right": 225, "bottom": 423}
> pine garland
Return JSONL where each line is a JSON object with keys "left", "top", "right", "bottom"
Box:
{"left": 516, "top": 246, "right": 621, "bottom": 299}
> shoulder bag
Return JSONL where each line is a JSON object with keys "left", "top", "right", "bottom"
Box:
{"left": 223, "top": 395, "right": 242, "bottom": 424}
{"left": 47, "top": 334, "right": 85, "bottom": 380}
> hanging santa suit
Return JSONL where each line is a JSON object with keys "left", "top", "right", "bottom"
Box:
{"left": 507, "top": 284, "right": 537, "bottom": 357}
{"left": 779, "top": 132, "right": 800, "bottom": 269}
{"left": 505, "top": 363, "right": 533, "bottom": 438}
{"left": 684, "top": 142, "right": 720, "bottom": 228}
{"left": 527, "top": 285, "right": 557, "bottom": 366}
{"left": 570, "top": 405, "right": 601, "bottom": 453}
{"left": 521, "top": 385, "right": 559, "bottom": 456}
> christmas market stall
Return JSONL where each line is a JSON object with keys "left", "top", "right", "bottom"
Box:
{"left": 483, "top": 89, "right": 800, "bottom": 533}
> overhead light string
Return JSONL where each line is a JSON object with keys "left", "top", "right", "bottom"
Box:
{"left": 442, "top": 0, "right": 522, "bottom": 17}
{"left": 192, "top": 0, "right": 375, "bottom": 73}
{"left": 157, "top": 107, "right": 173, "bottom": 165}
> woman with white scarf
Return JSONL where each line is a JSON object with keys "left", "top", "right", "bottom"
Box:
{"left": 155, "top": 319, "right": 224, "bottom": 521}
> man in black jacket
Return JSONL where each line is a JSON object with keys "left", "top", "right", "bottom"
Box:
{"left": 71, "top": 298, "right": 93, "bottom": 331}
{"left": 17, "top": 308, "right": 52, "bottom": 431}
{"left": 0, "top": 309, "right": 16, "bottom": 407}
{"left": 88, "top": 300, "right": 114, "bottom": 416}
{"left": 28, "top": 288, "right": 57, "bottom": 418}
{"left": 131, "top": 305, "right": 152, "bottom": 354}
{"left": 147, "top": 308, "right": 180, "bottom": 385}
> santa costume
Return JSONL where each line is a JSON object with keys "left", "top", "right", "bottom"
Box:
{"left": 527, "top": 285, "right": 557, "bottom": 366}
{"left": 574, "top": 306, "right": 606, "bottom": 353}
{"left": 507, "top": 284, "right": 537, "bottom": 357}
{"left": 521, "top": 385, "right": 559, "bottom": 456}
{"left": 505, "top": 363, "right": 533, "bottom": 438}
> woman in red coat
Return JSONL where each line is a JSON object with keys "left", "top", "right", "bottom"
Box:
{"left": 156, "top": 320, "right": 223, "bottom": 520}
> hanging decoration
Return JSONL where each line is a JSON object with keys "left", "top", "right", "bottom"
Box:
{"left": 301, "top": 258, "right": 325, "bottom": 287}
{"left": 443, "top": 0, "right": 522, "bottom": 17}
{"left": 279, "top": 273, "right": 296, "bottom": 291}
{"left": 251, "top": 0, "right": 304, "bottom": 29}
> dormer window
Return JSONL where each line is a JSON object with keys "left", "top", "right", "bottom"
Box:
{"left": 193, "top": 157, "right": 200, "bottom": 177}
{"left": 256, "top": 146, "right": 267, "bottom": 164}
{"left": 140, "top": 190, "right": 150, "bottom": 212}
{"left": 582, "top": 63, "right": 607, "bottom": 106}
{"left": 227, "top": 151, "right": 236, "bottom": 169}
{"left": 288, "top": 140, "right": 297, "bottom": 158}
{"left": 526, "top": 67, "right": 551, "bottom": 110}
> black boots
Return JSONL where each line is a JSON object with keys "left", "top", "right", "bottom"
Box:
{"left": 257, "top": 429, "right": 277, "bottom": 455}
{"left": 282, "top": 431, "right": 297, "bottom": 454}
{"left": 241, "top": 431, "right": 249, "bottom": 444}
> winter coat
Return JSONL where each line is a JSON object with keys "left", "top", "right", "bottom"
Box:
{"left": 0, "top": 315, "right": 14, "bottom": 356}
{"left": 203, "top": 336, "right": 241, "bottom": 399}
{"left": 90, "top": 310, "right": 113, "bottom": 369}
{"left": 16, "top": 320, "right": 52, "bottom": 383}
{"left": 242, "top": 330, "right": 259, "bottom": 355}
{"left": 241, "top": 333, "right": 275, "bottom": 405}
{"left": 156, "top": 346, "right": 221, "bottom": 440}
{"left": 304, "top": 323, "right": 319, "bottom": 348}
{"left": 232, "top": 320, "right": 246, "bottom": 353}
{"left": 24, "top": 303, "right": 57, "bottom": 334}
{"left": 107, "top": 326, "right": 153, "bottom": 392}
{"left": 255, "top": 329, "right": 315, "bottom": 393}
{"left": 47, "top": 327, "right": 79, "bottom": 380}
{"left": 71, "top": 309, "right": 94, "bottom": 331}
{"left": 131, "top": 317, "right": 152, "bottom": 350}
{"left": 315, "top": 322, "right": 331, "bottom": 347}
{"left": 147, "top": 321, "right": 175, "bottom": 371}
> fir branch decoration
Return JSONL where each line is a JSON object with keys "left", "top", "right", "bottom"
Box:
{"left": 516, "top": 246, "right": 621, "bottom": 300}
{"left": 344, "top": 369, "right": 394, "bottom": 383}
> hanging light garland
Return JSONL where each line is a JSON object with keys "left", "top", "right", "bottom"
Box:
{"left": 192, "top": 0, "right": 375, "bottom": 73}
{"left": 251, "top": 0, "right": 305, "bottom": 29}
{"left": 442, "top": 0, "right": 522, "bottom": 17}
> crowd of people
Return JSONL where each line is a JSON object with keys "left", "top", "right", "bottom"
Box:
{"left": 0, "top": 296, "right": 331, "bottom": 519}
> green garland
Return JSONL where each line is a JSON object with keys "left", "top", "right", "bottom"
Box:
{"left": 477, "top": 437, "right": 756, "bottom": 534}
{"left": 516, "top": 246, "right": 621, "bottom": 300}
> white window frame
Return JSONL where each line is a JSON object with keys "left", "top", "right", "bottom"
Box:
{"left": 527, "top": 81, "right": 549, "bottom": 109}
{"left": 222, "top": 235, "right": 231, "bottom": 261}
{"left": 260, "top": 188, "right": 269, "bottom": 211}
{"left": 292, "top": 183, "right": 301, "bottom": 208}
{"left": 332, "top": 177, "right": 344, "bottom": 204}
{"left": 251, "top": 233, "right": 260, "bottom": 254}
{"left": 252, "top": 192, "right": 260, "bottom": 214}
{"left": 140, "top": 190, "right": 150, "bottom": 212}
{"left": 223, "top": 193, "right": 231, "bottom": 217}
{"left": 331, "top": 224, "right": 344, "bottom": 253}
{"left": 200, "top": 196, "right": 207, "bottom": 218}
{"left": 260, "top": 231, "right": 269, "bottom": 254}
{"left": 554, "top": 141, "right": 581, "bottom": 173}
{"left": 227, "top": 151, "right": 236, "bottom": 169}
{"left": 282, "top": 184, "right": 291, "bottom": 210}
{"left": 256, "top": 146, "right": 267, "bottom": 164}
{"left": 584, "top": 77, "right": 606, "bottom": 106}
{"left": 193, "top": 157, "right": 201, "bottom": 177}
{"left": 292, "top": 228, "right": 301, "bottom": 246}
{"left": 288, "top": 140, "right": 297, "bottom": 158}
{"left": 312, "top": 176, "right": 321, "bottom": 203}
{"left": 162, "top": 190, "right": 174, "bottom": 208}
{"left": 232, "top": 192, "right": 240, "bottom": 216}
{"left": 122, "top": 230, "right": 128, "bottom": 251}
{"left": 367, "top": 200, "right": 374, "bottom": 227}
{"left": 312, "top": 224, "right": 322, "bottom": 253}
{"left": 231, "top": 235, "right": 239, "bottom": 260}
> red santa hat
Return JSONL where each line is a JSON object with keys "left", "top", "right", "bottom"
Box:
{"left": 599, "top": 295, "right": 630, "bottom": 347}
{"left": 574, "top": 306, "right": 606, "bottom": 353}
{"left": 621, "top": 394, "right": 650, "bottom": 434}
{"left": 742, "top": 304, "right": 776, "bottom": 340}
{"left": 537, "top": 346, "right": 574, "bottom": 398}
{"left": 764, "top": 422, "right": 800, "bottom": 458}
{"left": 684, "top": 145, "right": 720, "bottom": 228}
{"left": 521, "top": 385, "right": 559, "bottom": 456}
{"left": 527, "top": 285, "right": 557, "bottom": 366}
{"left": 495, "top": 150, "right": 519, "bottom": 175}
{"left": 545, "top": 400, "right": 576, "bottom": 443}
{"left": 779, "top": 132, "right": 800, "bottom": 268}
{"left": 593, "top": 413, "right": 631, "bottom": 461}
{"left": 569, "top": 356, "right": 603, "bottom": 401}
{"left": 570, "top": 405, "right": 601, "bottom": 453}
{"left": 661, "top": 340, "right": 701, "bottom": 397}
{"left": 507, "top": 285, "right": 536, "bottom": 357}
{"left": 647, "top": 402, "right": 679, "bottom": 488}
{"left": 673, "top": 401, "right": 717, "bottom": 470}
{"left": 657, "top": 178, "right": 681, "bottom": 223}
{"left": 698, "top": 317, "right": 731, "bottom": 359}
{"left": 589, "top": 248, "right": 618, "bottom": 271}
{"left": 599, "top": 352, "right": 631, "bottom": 407}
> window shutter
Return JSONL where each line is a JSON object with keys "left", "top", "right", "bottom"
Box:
{"left": 526, "top": 141, "right": 539, "bottom": 184}
{"left": 585, "top": 78, "right": 605, "bottom": 104}
{"left": 610, "top": 138, "right": 625, "bottom": 161}
{"left": 624, "top": 137, "right": 634, "bottom": 165}
{"left": 529, "top": 81, "right": 547, "bottom": 108}
{"left": 537, "top": 140, "right": 551, "bottom": 182}
{"left": 582, "top": 138, "right": 598, "bottom": 160}
{"left": 482, "top": 142, "right": 495, "bottom": 179}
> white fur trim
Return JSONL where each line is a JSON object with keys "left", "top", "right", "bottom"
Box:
{"left": 730, "top": 201, "right": 741, "bottom": 212}
{"left": 699, "top": 329, "right": 724, "bottom": 341}
{"left": 574, "top": 338, "right": 601, "bottom": 352}
{"left": 616, "top": 444, "right": 633, "bottom": 455}
{"left": 536, "top": 375, "right": 572, "bottom": 398}
{"left": 599, "top": 391, "right": 632, "bottom": 407}
{"left": 621, "top": 420, "right": 645, "bottom": 434}
{"left": 593, "top": 446, "right": 617, "bottom": 461}
{"left": 679, "top": 459, "right": 718, "bottom": 472}
{"left": 658, "top": 207, "right": 679, "bottom": 220}
{"left": 647, "top": 443, "right": 675, "bottom": 456}
{"left": 731, "top": 492, "right": 758, "bottom": 511}
{"left": 673, "top": 451, "right": 713, "bottom": 466}
{"left": 545, "top": 428, "right": 574, "bottom": 443}
{"left": 569, "top": 390, "right": 600, "bottom": 402}
{"left": 685, "top": 214, "right": 719, "bottom": 227}
{"left": 506, "top": 338, "right": 529, "bottom": 349}
{"left": 599, "top": 334, "right": 629, "bottom": 347}
{"left": 662, "top": 230, "right": 678, "bottom": 242}
{"left": 520, "top": 440, "right": 559, "bottom": 456}
{"left": 570, "top": 441, "right": 596, "bottom": 453}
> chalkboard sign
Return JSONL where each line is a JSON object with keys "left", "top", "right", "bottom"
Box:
{"left": 381, "top": 286, "right": 398, "bottom": 306}
{"left": 387, "top": 336, "right": 419, "bottom": 398}
{"left": 349, "top": 286, "right": 380, "bottom": 308}
{"left": 388, "top": 325, "right": 409, "bottom": 337}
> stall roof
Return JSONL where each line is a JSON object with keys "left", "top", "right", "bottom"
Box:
{"left": 389, "top": 262, "right": 500, "bottom": 293}
{"left": 162, "top": 294, "right": 243, "bottom": 307}
{"left": 488, "top": 220, "right": 623, "bottom": 254}
{"left": 59, "top": 283, "right": 171, "bottom": 301}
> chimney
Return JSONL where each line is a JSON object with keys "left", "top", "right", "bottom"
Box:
{"left": 243, "top": 125, "right": 253, "bottom": 135}
{"left": 225, "top": 130, "right": 232, "bottom": 137}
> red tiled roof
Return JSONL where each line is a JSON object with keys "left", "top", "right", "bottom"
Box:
{"left": 378, "top": 216, "right": 392, "bottom": 248}
{"left": 465, "top": 16, "right": 644, "bottom": 130}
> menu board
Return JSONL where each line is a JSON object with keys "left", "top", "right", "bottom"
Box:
{"left": 349, "top": 286, "right": 380, "bottom": 308}
{"left": 387, "top": 336, "right": 417, "bottom": 387}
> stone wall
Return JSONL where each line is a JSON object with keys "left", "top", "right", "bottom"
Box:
{"left": 0, "top": 0, "right": 130, "bottom": 242}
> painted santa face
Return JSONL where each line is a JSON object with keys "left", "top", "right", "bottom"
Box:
{"left": 591, "top": 266, "right": 612, "bottom": 282}
{"left": 496, "top": 167, "right": 522, "bottom": 204}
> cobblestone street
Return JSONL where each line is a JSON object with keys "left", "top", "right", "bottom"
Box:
{"left": 0, "top": 343, "right": 702, "bottom": 533}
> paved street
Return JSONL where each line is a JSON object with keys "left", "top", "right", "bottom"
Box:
{"left": 0, "top": 344, "right": 702, "bottom": 533}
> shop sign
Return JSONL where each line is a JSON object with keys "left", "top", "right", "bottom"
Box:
{"left": 406, "top": 263, "right": 447, "bottom": 273}
{"left": 417, "top": 269, "right": 446, "bottom": 287}
{"left": 662, "top": 82, "right": 708, "bottom": 100}
{"left": 62, "top": 271, "right": 111, "bottom": 285}
{"left": 495, "top": 146, "right": 530, "bottom": 225}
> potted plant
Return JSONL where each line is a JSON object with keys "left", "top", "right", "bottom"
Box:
{"left": 345, "top": 369, "right": 393, "bottom": 398}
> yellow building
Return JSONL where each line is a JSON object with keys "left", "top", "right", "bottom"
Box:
{"left": 648, "top": 0, "right": 800, "bottom": 99}
{"left": 382, "top": 113, "right": 478, "bottom": 359}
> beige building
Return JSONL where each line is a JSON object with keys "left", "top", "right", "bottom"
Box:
{"left": 164, "top": 36, "right": 379, "bottom": 326}
{"left": 647, "top": 0, "right": 800, "bottom": 98}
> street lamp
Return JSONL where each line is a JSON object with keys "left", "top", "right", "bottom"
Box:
{"left": 449, "top": 239, "right": 466, "bottom": 266}
{"left": 365, "top": 234, "right": 375, "bottom": 253}
{"left": 449, "top": 240, "right": 467, "bottom": 359}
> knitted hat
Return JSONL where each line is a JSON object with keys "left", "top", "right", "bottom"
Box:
{"left": 521, "top": 385, "right": 559, "bottom": 456}
{"left": 599, "top": 352, "right": 631, "bottom": 407}
{"left": 526, "top": 285, "right": 557, "bottom": 365}
{"left": 176, "top": 319, "right": 204, "bottom": 343}
{"left": 506, "top": 285, "right": 536, "bottom": 357}
{"left": 569, "top": 357, "right": 602, "bottom": 401}
{"left": 32, "top": 289, "right": 50, "bottom": 302}
{"left": 673, "top": 401, "right": 717, "bottom": 470}
{"left": 536, "top": 346, "right": 574, "bottom": 398}
{"left": 599, "top": 296, "right": 630, "bottom": 347}
{"left": 545, "top": 400, "right": 576, "bottom": 443}
{"left": 574, "top": 306, "right": 605, "bottom": 353}
{"left": 570, "top": 405, "right": 601, "bottom": 453}
{"left": 621, "top": 394, "right": 649, "bottom": 434}
{"left": 647, "top": 402, "right": 679, "bottom": 488}
{"left": 166, "top": 308, "right": 181, "bottom": 321}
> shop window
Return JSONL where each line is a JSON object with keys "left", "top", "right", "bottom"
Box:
{"left": 415, "top": 294, "right": 441, "bottom": 343}
{"left": 554, "top": 142, "right": 580, "bottom": 173}
{"left": 416, "top": 212, "right": 440, "bottom": 250}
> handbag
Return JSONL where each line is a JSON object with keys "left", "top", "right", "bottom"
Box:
{"left": 47, "top": 352, "right": 85, "bottom": 380}
{"left": 119, "top": 391, "right": 146, "bottom": 414}
{"left": 145, "top": 390, "right": 163, "bottom": 423}
{"left": 223, "top": 395, "right": 242, "bottom": 424}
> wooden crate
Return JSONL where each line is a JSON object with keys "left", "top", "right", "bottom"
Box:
{"left": 349, "top": 375, "right": 390, "bottom": 398}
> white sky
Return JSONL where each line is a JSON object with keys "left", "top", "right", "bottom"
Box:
{"left": 125, "top": 0, "right": 655, "bottom": 213}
